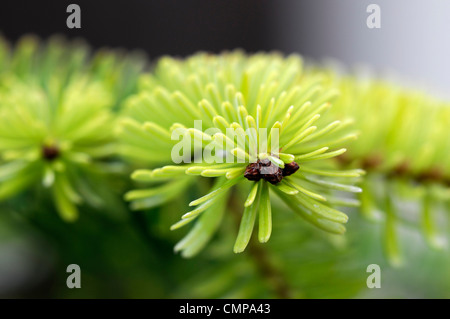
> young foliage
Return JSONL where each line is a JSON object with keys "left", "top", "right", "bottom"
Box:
{"left": 121, "top": 52, "right": 364, "bottom": 256}
{"left": 0, "top": 36, "right": 145, "bottom": 220}
{"left": 319, "top": 72, "right": 450, "bottom": 265}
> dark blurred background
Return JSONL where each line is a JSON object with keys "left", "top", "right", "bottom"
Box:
{"left": 1, "top": 0, "right": 449, "bottom": 98}
{"left": 0, "top": 0, "right": 273, "bottom": 56}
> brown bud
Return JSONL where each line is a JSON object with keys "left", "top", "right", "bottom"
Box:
{"left": 42, "top": 145, "right": 60, "bottom": 161}
{"left": 264, "top": 169, "right": 283, "bottom": 184}
{"left": 244, "top": 162, "right": 262, "bottom": 181}
{"left": 282, "top": 161, "right": 299, "bottom": 177}
{"left": 244, "top": 159, "right": 284, "bottom": 184}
